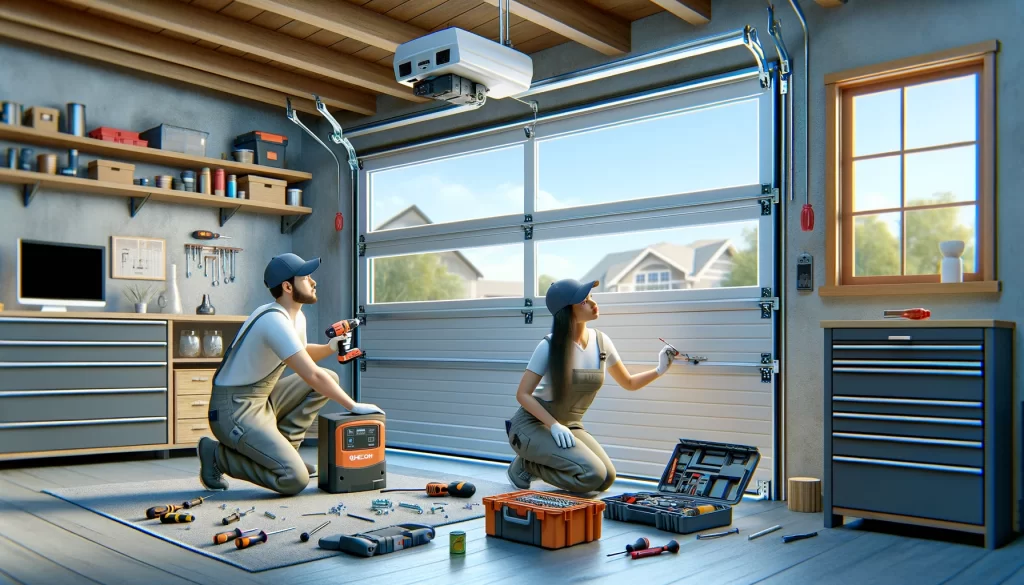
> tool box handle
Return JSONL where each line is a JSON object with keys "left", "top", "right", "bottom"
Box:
{"left": 503, "top": 507, "right": 535, "bottom": 526}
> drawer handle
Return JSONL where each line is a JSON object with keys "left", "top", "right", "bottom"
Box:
{"left": 833, "top": 412, "right": 982, "bottom": 426}
{"left": 190, "top": 400, "right": 208, "bottom": 407}
{"left": 833, "top": 367, "right": 981, "bottom": 377}
{"left": 0, "top": 387, "right": 166, "bottom": 398}
{"left": 190, "top": 425, "right": 207, "bottom": 431}
{"left": 0, "top": 340, "right": 167, "bottom": 347}
{"left": 0, "top": 317, "right": 165, "bottom": 325}
{"left": 832, "top": 432, "right": 983, "bottom": 448}
{"left": 832, "top": 396, "right": 983, "bottom": 408}
{"left": 0, "top": 416, "right": 166, "bottom": 429}
{"left": 888, "top": 335, "right": 912, "bottom": 341}
{"left": 0, "top": 361, "right": 168, "bottom": 368}
{"left": 833, "top": 344, "right": 982, "bottom": 351}
{"left": 833, "top": 360, "right": 982, "bottom": 368}
{"left": 191, "top": 377, "right": 210, "bottom": 382}
{"left": 833, "top": 455, "right": 982, "bottom": 475}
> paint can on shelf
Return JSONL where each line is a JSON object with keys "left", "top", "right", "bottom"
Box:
{"left": 450, "top": 531, "right": 466, "bottom": 555}
{"left": 286, "top": 188, "right": 302, "bottom": 206}
{"left": 67, "top": 103, "right": 85, "bottom": 136}
{"left": 2, "top": 102, "right": 21, "bottom": 125}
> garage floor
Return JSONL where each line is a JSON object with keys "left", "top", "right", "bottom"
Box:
{"left": 1, "top": 448, "right": 1022, "bottom": 585}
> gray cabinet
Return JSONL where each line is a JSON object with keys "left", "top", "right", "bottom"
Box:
{"left": 822, "top": 320, "right": 1015, "bottom": 550}
{"left": 0, "top": 316, "right": 169, "bottom": 458}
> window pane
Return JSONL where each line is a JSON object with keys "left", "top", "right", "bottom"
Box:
{"left": 535, "top": 220, "right": 759, "bottom": 294}
{"left": 853, "top": 212, "right": 901, "bottom": 276}
{"left": 905, "top": 74, "right": 977, "bottom": 150}
{"left": 905, "top": 205, "right": 977, "bottom": 275}
{"left": 371, "top": 244, "right": 523, "bottom": 303}
{"left": 905, "top": 145, "right": 976, "bottom": 207}
{"left": 536, "top": 99, "right": 759, "bottom": 211}
{"left": 853, "top": 89, "right": 901, "bottom": 157}
{"left": 369, "top": 145, "right": 523, "bottom": 231}
{"left": 853, "top": 155, "right": 901, "bottom": 212}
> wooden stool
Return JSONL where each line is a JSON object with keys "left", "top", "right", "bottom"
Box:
{"left": 787, "top": 477, "right": 822, "bottom": 513}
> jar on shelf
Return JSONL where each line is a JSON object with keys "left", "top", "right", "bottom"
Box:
{"left": 179, "top": 330, "right": 201, "bottom": 358}
{"left": 202, "top": 330, "right": 224, "bottom": 358}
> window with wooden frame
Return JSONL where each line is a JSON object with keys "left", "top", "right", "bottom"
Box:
{"left": 821, "top": 41, "right": 999, "bottom": 296}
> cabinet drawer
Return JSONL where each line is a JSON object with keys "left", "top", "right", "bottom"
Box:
{"left": 0, "top": 343, "right": 168, "bottom": 362}
{"left": 832, "top": 344, "right": 983, "bottom": 361}
{"left": 176, "top": 394, "right": 212, "bottom": 420}
{"left": 832, "top": 456, "right": 982, "bottom": 525}
{"left": 832, "top": 412, "right": 982, "bottom": 441}
{"left": 0, "top": 418, "right": 167, "bottom": 454}
{"left": 0, "top": 318, "right": 166, "bottom": 342}
{"left": 831, "top": 396, "right": 983, "bottom": 419}
{"left": 0, "top": 365, "right": 168, "bottom": 391}
{"left": 176, "top": 418, "right": 211, "bottom": 444}
{"left": 832, "top": 372, "right": 982, "bottom": 401}
{"left": 0, "top": 389, "right": 167, "bottom": 423}
{"left": 175, "top": 370, "right": 216, "bottom": 395}
{"left": 831, "top": 328, "right": 983, "bottom": 342}
{"left": 832, "top": 432, "right": 983, "bottom": 467}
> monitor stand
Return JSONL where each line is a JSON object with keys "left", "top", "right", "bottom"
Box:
{"left": 40, "top": 306, "right": 68, "bottom": 312}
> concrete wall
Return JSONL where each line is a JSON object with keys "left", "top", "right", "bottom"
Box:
{"left": 297, "top": 0, "right": 1024, "bottom": 499}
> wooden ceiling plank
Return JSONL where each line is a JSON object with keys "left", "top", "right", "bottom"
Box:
{"left": 0, "top": 18, "right": 323, "bottom": 114}
{"left": 512, "top": 29, "right": 566, "bottom": 53}
{"left": 0, "top": 0, "right": 376, "bottom": 114}
{"left": 232, "top": 0, "right": 422, "bottom": 52}
{"left": 408, "top": 0, "right": 481, "bottom": 30}
{"left": 479, "top": 0, "right": 630, "bottom": 55}
{"left": 247, "top": 10, "right": 293, "bottom": 29}
{"left": 648, "top": 0, "right": 709, "bottom": 26}
{"left": 59, "top": 0, "right": 422, "bottom": 100}
{"left": 217, "top": 1, "right": 264, "bottom": 20}
{"left": 385, "top": 0, "right": 448, "bottom": 21}
{"left": 275, "top": 19, "right": 321, "bottom": 39}
{"left": 304, "top": 28, "right": 349, "bottom": 47}
{"left": 435, "top": 4, "right": 498, "bottom": 31}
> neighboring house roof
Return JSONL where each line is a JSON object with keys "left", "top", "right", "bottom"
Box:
{"left": 582, "top": 239, "right": 735, "bottom": 286}
{"left": 376, "top": 204, "right": 484, "bottom": 279}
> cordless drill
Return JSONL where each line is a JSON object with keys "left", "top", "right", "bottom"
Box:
{"left": 325, "top": 318, "right": 364, "bottom": 364}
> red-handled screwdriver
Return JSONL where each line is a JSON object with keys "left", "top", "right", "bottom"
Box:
{"left": 631, "top": 539, "right": 680, "bottom": 559}
{"left": 235, "top": 527, "right": 295, "bottom": 549}
{"left": 883, "top": 308, "right": 931, "bottom": 320}
{"left": 213, "top": 527, "right": 259, "bottom": 545}
{"left": 607, "top": 537, "right": 651, "bottom": 556}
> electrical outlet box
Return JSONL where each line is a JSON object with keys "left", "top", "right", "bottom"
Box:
{"left": 797, "top": 253, "right": 813, "bottom": 291}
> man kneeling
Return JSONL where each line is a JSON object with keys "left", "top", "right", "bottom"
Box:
{"left": 198, "top": 253, "right": 384, "bottom": 496}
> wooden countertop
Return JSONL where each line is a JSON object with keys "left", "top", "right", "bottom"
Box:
{"left": 0, "top": 311, "right": 246, "bottom": 322}
{"left": 821, "top": 319, "right": 1015, "bottom": 329}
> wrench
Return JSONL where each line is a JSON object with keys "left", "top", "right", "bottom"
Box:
{"left": 231, "top": 250, "right": 236, "bottom": 282}
{"left": 185, "top": 245, "right": 191, "bottom": 278}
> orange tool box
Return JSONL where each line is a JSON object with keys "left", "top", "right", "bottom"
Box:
{"left": 483, "top": 490, "right": 605, "bottom": 550}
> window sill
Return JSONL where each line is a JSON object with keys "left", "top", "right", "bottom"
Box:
{"left": 818, "top": 281, "right": 1001, "bottom": 297}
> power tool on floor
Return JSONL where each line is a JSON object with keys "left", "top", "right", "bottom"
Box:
{"left": 318, "top": 523, "right": 435, "bottom": 557}
{"left": 318, "top": 411, "right": 386, "bottom": 493}
{"left": 325, "top": 318, "right": 364, "bottom": 364}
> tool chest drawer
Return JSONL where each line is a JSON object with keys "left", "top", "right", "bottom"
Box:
{"left": 832, "top": 432, "right": 983, "bottom": 467}
{"left": 0, "top": 343, "right": 168, "bottom": 362}
{"left": 831, "top": 371, "right": 983, "bottom": 401}
{"left": 832, "top": 456, "right": 982, "bottom": 525}
{"left": 175, "top": 370, "right": 216, "bottom": 395}
{"left": 176, "top": 418, "right": 211, "bottom": 444}
{"left": 0, "top": 364, "right": 169, "bottom": 391}
{"left": 832, "top": 343, "right": 983, "bottom": 361}
{"left": 0, "top": 390, "right": 167, "bottom": 423}
{"left": 0, "top": 418, "right": 167, "bottom": 454}
{"left": 831, "top": 396, "right": 983, "bottom": 419}
{"left": 831, "top": 328, "right": 983, "bottom": 342}
{"left": 0, "top": 318, "right": 167, "bottom": 342}
{"left": 831, "top": 412, "right": 982, "bottom": 441}
{"left": 176, "top": 394, "right": 212, "bottom": 420}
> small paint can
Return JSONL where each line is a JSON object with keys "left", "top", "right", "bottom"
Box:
{"left": 66, "top": 103, "right": 85, "bottom": 136}
{"left": 6, "top": 147, "right": 16, "bottom": 169}
{"left": 2, "top": 102, "right": 21, "bottom": 125}
{"left": 450, "top": 531, "right": 466, "bottom": 555}
{"left": 286, "top": 188, "right": 302, "bottom": 206}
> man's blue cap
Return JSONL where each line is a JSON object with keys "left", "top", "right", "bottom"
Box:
{"left": 264, "top": 253, "right": 321, "bottom": 289}
{"left": 545, "top": 278, "right": 599, "bottom": 315}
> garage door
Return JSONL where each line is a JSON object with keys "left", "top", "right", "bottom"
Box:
{"left": 355, "top": 66, "right": 779, "bottom": 493}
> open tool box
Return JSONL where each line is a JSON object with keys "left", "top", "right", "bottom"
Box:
{"left": 483, "top": 490, "right": 605, "bottom": 550}
{"left": 602, "top": 439, "right": 760, "bottom": 534}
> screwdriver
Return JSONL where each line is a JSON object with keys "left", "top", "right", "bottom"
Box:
{"left": 213, "top": 527, "right": 259, "bottom": 545}
{"left": 380, "top": 481, "right": 476, "bottom": 498}
{"left": 235, "top": 527, "right": 296, "bottom": 549}
{"left": 146, "top": 503, "right": 184, "bottom": 519}
{"left": 883, "top": 308, "right": 931, "bottom": 320}
{"left": 300, "top": 520, "right": 331, "bottom": 542}
{"left": 191, "top": 230, "right": 231, "bottom": 240}
{"left": 222, "top": 506, "right": 256, "bottom": 525}
{"left": 182, "top": 494, "right": 216, "bottom": 509}
{"left": 607, "top": 537, "right": 650, "bottom": 557}
{"left": 631, "top": 539, "right": 680, "bottom": 559}
{"left": 160, "top": 512, "right": 195, "bottom": 524}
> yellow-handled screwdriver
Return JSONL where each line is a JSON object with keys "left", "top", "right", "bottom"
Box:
{"left": 146, "top": 503, "right": 184, "bottom": 519}
{"left": 160, "top": 512, "right": 195, "bottom": 524}
{"left": 213, "top": 527, "right": 259, "bottom": 544}
{"left": 235, "top": 527, "right": 295, "bottom": 549}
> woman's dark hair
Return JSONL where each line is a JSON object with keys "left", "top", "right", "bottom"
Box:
{"left": 548, "top": 304, "right": 577, "bottom": 404}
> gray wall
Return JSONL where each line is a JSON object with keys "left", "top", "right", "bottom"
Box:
{"left": 298, "top": 0, "right": 1024, "bottom": 506}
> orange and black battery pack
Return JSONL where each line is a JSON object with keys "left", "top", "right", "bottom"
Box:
{"left": 318, "top": 412, "right": 386, "bottom": 494}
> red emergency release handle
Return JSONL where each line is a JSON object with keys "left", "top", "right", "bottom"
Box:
{"left": 335, "top": 213, "right": 344, "bottom": 231}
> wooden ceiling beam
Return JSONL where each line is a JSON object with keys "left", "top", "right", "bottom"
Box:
{"left": 480, "top": 0, "right": 630, "bottom": 56}
{"left": 0, "top": 18, "right": 322, "bottom": 114}
{"left": 60, "top": 0, "right": 424, "bottom": 101}
{"left": 649, "top": 0, "right": 710, "bottom": 26}
{"left": 232, "top": 0, "right": 421, "bottom": 52}
{"left": 0, "top": 0, "right": 376, "bottom": 115}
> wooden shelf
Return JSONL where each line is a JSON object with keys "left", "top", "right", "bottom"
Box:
{"left": 173, "top": 357, "right": 223, "bottom": 364}
{"left": 0, "top": 310, "right": 247, "bottom": 322}
{"left": 0, "top": 168, "right": 312, "bottom": 231}
{"left": 0, "top": 124, "right": 311, "bottom": 184}
{"left": 818, "top": 281, "right": 1001, "bottom": 297}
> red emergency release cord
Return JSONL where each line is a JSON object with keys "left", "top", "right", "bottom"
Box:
{"left": 335, "top": 212, "right": 343, "bottom": 231}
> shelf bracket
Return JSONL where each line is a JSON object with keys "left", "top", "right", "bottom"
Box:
{"left": 129, "top": 193, "right": 152, "bottom": 218}
{"left": 281, "top": 213, "right": 310, "bottom": 235}
{"left": 22, "top": 182, "right": 41, "bottom": 207}
{"left": 219, "top": 205, "right": 241, "bottom": 227}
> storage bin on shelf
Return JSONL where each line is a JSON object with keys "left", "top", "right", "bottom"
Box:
{"left": 234, "top": 131, "right": 287, "bottom": 168}
{"left": 88, "top": 160, "right": 135, "bottom": 185}
{"left": 239, "top": 175, "right": 286, "bottom": 204}
{"left": 140, "top": 124, "right": 208, "bottom": 157}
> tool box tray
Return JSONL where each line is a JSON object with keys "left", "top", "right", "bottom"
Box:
{"left": 602, "top": 439, "right": 760, "bottom": 535}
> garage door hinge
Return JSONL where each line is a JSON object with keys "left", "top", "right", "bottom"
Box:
{"left": 522, "top": 214, "right": 533, "bottom": 240}
{"left": 759, "top": 184, "right": 778, "bottom": 215}
{"left": 758, "top": 299, "right": 778, "bottom": 318}
{"left": 359, "top": 360, "right": 366, "bottom": 372}
{"left": 759, "top": 354, "right": 780, "bottom": 383}
{"left": 522, "top": 309, "right": 534, "bottom": 324}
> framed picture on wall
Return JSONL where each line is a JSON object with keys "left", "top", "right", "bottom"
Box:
{"left": 111, "top": 235, "right": 166, "bottom": 281}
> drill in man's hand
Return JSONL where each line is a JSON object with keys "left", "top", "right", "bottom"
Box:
{"left": 325, "top": 319, "right": 365, "bottom": 364}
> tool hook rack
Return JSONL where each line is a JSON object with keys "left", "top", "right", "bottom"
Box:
{"left": 185, "top": 243, "right": 243, "bottom": 286}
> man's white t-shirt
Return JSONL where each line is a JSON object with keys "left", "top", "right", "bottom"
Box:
{"left": 214, "top": 303, "right": 307, "bottom": 386}
{"left": 525, "top": 328, "right": 620, "bottom": 401}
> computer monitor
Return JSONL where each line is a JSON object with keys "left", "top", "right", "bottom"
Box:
{"left": 17, "top": 239, "right": 106, "bottom": 311}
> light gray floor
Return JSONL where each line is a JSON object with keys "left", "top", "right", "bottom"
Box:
{"left": 1, "top": 447, "right": 1022, "bottom": 585}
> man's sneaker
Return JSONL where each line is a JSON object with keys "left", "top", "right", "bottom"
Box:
{"left": 507, "top": 456, "right": 534, "bottom": 489}
{"left": 305, "top": 461, "right": 318, "bottom": 478}
{"left": 197, "top": 437, "right": 229, "bottom": 491}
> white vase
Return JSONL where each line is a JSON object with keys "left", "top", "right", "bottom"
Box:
{"left": 158, "top": 264, "right": 183, "bottom": 314}
{"left": 939, "top": 240, "right": 965, "bottom": 283}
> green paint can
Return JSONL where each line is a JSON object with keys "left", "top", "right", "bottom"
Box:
{"left": 450, "top": 531, "right": 466, "bottom": 555}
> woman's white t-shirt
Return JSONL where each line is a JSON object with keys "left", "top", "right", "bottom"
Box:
{"left": 525, "top": 328, "right": 620, "bottom": 401}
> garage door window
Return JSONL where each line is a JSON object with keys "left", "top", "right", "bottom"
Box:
{"left": 371, "top": 243, "right": 524, "bottom": 303}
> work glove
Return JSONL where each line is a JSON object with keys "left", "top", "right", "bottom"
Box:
{"left": 550, "top": 422, "right": 576, "bottom": 449}
{"left": 656, "top": 345, "right": 678, "bottom": 376}
{"left": 350, "top": 402, "right": 384, "bottom": 415}
{"left": 327, "top": 334, "right": 350, "bottom": 353}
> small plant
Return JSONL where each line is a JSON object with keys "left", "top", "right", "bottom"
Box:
{"left": 123, "top": 283, "right": 155, "bottom": 305}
